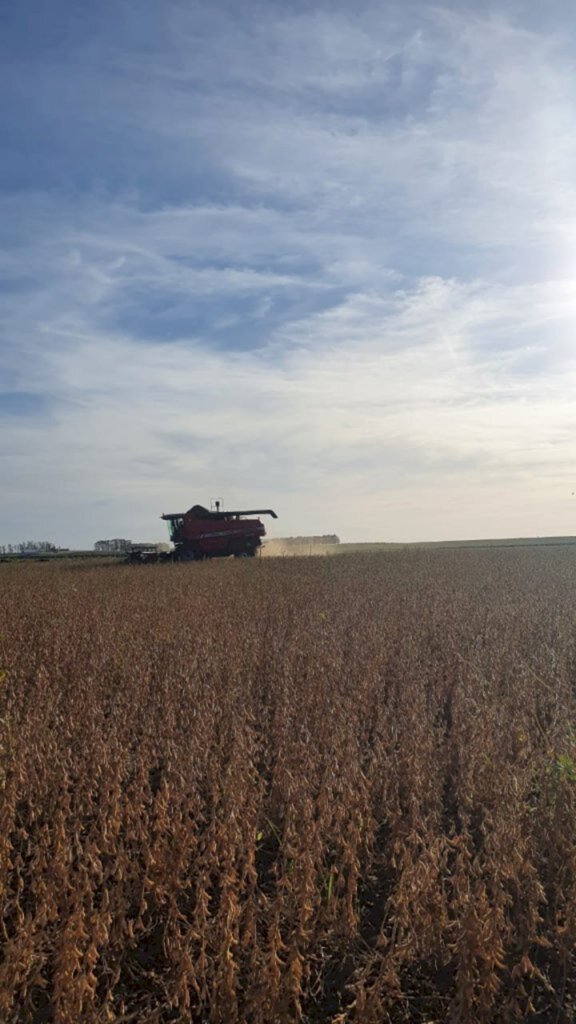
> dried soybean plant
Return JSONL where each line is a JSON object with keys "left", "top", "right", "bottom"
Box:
{"left": 1, "top": 547, "right": 576, "bottom": 1022}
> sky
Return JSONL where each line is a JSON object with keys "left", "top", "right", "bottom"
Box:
{"left": 2, "top": 0, "right": 576, "bottom": 546}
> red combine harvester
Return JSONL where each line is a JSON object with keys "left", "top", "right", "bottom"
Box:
{"left": 161, "top": 502, "right": 278, "bottom": 561}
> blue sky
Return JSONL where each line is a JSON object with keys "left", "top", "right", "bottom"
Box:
{"left": 2, "top": 0, "right": 576, "bottom": 545}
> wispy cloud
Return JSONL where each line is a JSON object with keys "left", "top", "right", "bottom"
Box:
{"left": 1, "top": 2, "right": 576, "bottom": 544}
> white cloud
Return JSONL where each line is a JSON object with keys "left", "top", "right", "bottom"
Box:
{"left": 2, "top": 3, "right": 576, "bottom": 544}
{"left": 3, "top": 269, "right": 576, "bottom": 545}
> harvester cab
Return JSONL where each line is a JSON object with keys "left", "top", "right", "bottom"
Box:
{"left": 161, "top": 503, "right": 278, "bottom": 561}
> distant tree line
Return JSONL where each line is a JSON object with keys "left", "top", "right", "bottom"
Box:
{"left": 279, "top": 535, "right": 340, "bottom": 545}
{"left": 94, "top": 539, "right": 133, "bottom": 553}
{"left": 0, "top": 541, "right": 58, "bottom": 554}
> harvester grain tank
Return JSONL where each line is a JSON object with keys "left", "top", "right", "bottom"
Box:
{"left": 161, "top": 502, "right": 278, "bottom": 561}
